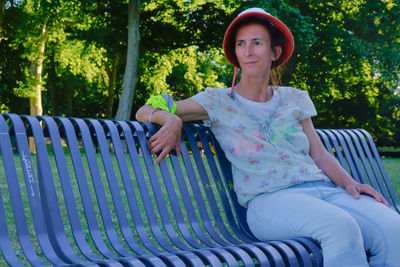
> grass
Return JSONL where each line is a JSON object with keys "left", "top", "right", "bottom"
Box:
{"left": 382, "top": 157, "right": 400, "bottom": 201}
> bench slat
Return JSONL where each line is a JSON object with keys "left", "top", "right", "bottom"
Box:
{"left": 41, "top": 116, "right": 123, "bottom": 267}
{"left": 3, "top": 114, "right": 67, "bottom": 266}
{"left": 0, "top": 115, "right": 36, "bottom": 267}
{"left": 57, "top": 117, "right": 132, "bottom": 266}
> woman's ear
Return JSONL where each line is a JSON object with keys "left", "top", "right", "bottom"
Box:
{"left": 272, "top": 45, "right": 283, "bottom": 61}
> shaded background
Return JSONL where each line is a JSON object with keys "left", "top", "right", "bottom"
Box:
{"left": 0, "top": 0, "right": 399, "bottom": 147}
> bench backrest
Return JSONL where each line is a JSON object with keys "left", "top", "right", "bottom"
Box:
{"left": 317, "top": 129, "right": 399, "bottom": 210}
{"left": 189, "top": 125, "right": 400, "bottom": 236}
{"left": 0, "top": 114, "right": 397, "bottom": 266}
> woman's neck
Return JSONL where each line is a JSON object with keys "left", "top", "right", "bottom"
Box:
{"left": 235, "top": 76, "right": 273, "bottom": 103}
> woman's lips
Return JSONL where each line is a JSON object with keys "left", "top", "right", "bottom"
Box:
{"left": 245, "top": 61, "right": 257, "bottom": 66}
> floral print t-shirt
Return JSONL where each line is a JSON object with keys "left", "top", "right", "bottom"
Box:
{"left": 191, "top": 86, "right": 330, "bottom": 207}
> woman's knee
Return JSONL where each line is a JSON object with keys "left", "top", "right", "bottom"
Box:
{"left": 379, "top": 211, "right": 400, "bottom": 250}
{"left": 367, "top": 212, "right": 400, "bottom": 267}
{"left": 318, "top": 213, "right": 368, "bottom": 266}
{"left": 365, "top": 206, "right": 400, "bottom": 248}
{"left": 318, "top": 211, "right": 364, "bottom": 246}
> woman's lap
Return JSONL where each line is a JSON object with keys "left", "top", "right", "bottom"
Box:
{"left": 247, "top": 181, "right": 400, "bottom": 267}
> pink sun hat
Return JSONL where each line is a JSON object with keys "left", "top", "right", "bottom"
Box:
{"left": 223, "top": 7, "right": 295, "bottom": 69}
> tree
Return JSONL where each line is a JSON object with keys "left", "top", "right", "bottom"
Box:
{"left": 1, "top": 0, "right": 398, "bottom": 146}
{"left": 10, "top": 0, "right": 113, "bottom": 117}
{"left": 115, "top": 0, "right": 142, "bottom": 120}
{"left": 51, "top": 0, "right": 128, "bottom": 118}
{"left": 11, "top": 0, "right": 83, "bottom": 116}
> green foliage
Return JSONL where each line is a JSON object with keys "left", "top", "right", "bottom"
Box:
{"left": 55, "top": 40, "right": 108, "bottom": 83}
{"left": 3, "top": 0, "right": 126, "bottom": 117}
{"left": 140, "top": 0, "right": 235, "bottom": 52}
{"left": 132, "top": 0, "right": 237, "bottom": 112}
{"left": 140, "top": 46, "right": 226, "bottom": 98}
{"left": 13, "top": 67, "right": 43, "bottom": 98}
{"left": 288, "top": 0, "right": 400, "bottom": 146}
{"left": 0, "top": 0, "right": 399, "bottom": 145}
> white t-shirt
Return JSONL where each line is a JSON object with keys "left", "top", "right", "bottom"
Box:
{"left": 234, "top": 89, "right": 280, "bottom": 121}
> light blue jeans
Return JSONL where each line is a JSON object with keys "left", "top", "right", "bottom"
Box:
{"left": 247, "top": 181, "right": 400, "bottom": 267}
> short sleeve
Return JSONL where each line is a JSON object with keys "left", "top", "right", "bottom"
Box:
{"left": 191, "top": 87, "right": 221, "bottom": 122}
{"left": 298, "top": 90, "right": 317, "bottom": 120}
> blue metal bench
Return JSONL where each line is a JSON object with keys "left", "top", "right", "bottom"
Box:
{"left": 0, "top": 114, "right": 398, "bottom": 266}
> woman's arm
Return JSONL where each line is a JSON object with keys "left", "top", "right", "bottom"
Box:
{"left": 136, "top": 98, "right": 208, "bottom": 164}
{"left": 301, "top": 118, "right": 388, "bottom": 206}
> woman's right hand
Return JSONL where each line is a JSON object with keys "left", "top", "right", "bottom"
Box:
{"left": 149, "top": 114, "right": 182, "bottom": 164}
{"left": 136, "top": 98, "right": 208, "bottom": 164}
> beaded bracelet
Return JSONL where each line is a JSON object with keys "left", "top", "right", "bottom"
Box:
{"left": 148, "top": 108, "right": 161, "bottom": 123}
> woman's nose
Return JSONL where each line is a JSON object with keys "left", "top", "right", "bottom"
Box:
{"left": 244, "top": 45, "right": 253, "bottom": 56}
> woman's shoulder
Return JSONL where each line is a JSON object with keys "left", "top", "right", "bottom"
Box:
{"left": 204, "top": 86, "right": 230, "bottom": 93}
{"left": 195, "top": 87, "right": 232, "bottom": 101}
{"left": 276, "top": 86, "right": 306, "bottom": 95}
{"left": 191, "top": 87, "right": 232, "bottom": 108}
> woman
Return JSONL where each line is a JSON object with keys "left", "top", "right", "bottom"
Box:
{"left": 136, "top": 8, "right": 400, "bottom": 267}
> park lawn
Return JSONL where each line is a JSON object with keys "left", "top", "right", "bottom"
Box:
{"left": 382, "top": 157, "right": 400, "bottom": 201}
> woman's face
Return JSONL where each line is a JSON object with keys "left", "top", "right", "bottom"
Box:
{"left": 235, "top": 23, "right": 281, "bottom": 79}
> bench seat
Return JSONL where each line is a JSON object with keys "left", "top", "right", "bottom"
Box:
{"left": 0, "top": 114, "right": 398, "bottom": 266}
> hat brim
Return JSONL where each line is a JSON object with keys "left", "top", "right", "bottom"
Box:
{"left": 223, "top": 11, "right": 294, "bottom": 68}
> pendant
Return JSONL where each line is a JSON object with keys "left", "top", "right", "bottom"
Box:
{"left": 258, "top": 123, "right": 272, "bottom": 143}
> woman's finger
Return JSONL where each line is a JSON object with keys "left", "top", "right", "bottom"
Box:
{"left": 345, "top": 184, "right": 360, "bottom": 199}
{"left": 149, "top": 137, "right": 161, "bottom": 148}
{"left": 151, "top": 142, "right": 166, "bottom": 155}
{"left": 175, "top": 143, "right": 181, "bottom": 157}
{"left": 382, "top": 197, "right": 389, "bottom": 207}
{"left": 358, "top": 184, "right": 390, "bottom": 207}
{"left": 371, "top": 191, "right": 389, "bottom": 206}
{"left": 174, "top": 135, "right": 181, "bottom": 156}
{"left": 149, "top": 133, "right": 160, "bottom": 143}
{"left": 155, "top": 148, "right": 170, "bottom": 165}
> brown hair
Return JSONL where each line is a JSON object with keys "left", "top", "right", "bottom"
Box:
{"left": 270, "top": 67, "right": 282, "bottom": 86}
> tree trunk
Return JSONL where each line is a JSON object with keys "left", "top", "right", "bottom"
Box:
{"left": 29, "top": 62, "right": 43, "bottom": 116}
{"left": 29, "top": 23, "right": 47, "bottom": 116}
{"left": 48, "top": 52, "right": 59, "bottom": 114}
{"left": 28, "top": 23, "right": 46, "bottom": 153}
{"left": 115, "top": 0, "right": 141, "bottom": 121}
{"left": 106, "top": 53, "right": 120, "bottom": 118}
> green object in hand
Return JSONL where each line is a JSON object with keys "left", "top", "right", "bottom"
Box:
{"left": 145, "top": 94, "right": 177, "bottom": 114}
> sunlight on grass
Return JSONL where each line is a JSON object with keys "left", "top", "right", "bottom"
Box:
{"left": 382, "top": 158, "right": 400, "bottom": 201}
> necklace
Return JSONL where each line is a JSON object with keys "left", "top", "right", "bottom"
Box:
{"left": 232, "top": 86, "right": 281, "bottom": 144}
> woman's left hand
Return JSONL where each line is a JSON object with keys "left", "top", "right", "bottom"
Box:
{"left": 301, "top": 118, "right": 390, "bottom": 208}
{"left": 345, "top": 181, "right": 389, "bottom": 207}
